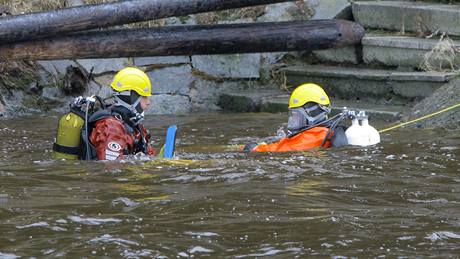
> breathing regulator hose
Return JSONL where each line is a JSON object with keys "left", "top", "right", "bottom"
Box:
{"left": 287, "top": 112, "right": 345, "bottom": 138}
{"left": 83, "top": 96, "right": 96, "bottom": 160}
{"left": 320, "top": 112, "right": 348, "bottom": 147}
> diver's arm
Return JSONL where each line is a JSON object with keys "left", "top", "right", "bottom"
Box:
{"left": 243, "top": 126, "right": 288, "bottom": 152}
{"left": 243, "top": 142, "right": 259, "bottom": 152}
{"left": 243, "top": 139, "right": 288, "bottom": 153}
{"left": 330, "top": 126, "right": 348, "bottom": 148}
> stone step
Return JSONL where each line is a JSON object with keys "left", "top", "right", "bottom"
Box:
{"left": 331, "top": 100, "right": 408, "bottom": 122}
{"left": 363, "top": 35, "right": 460, "bottom": 69}
{"left": 312, "top": 45, "right": 361, "bottom": 65}
{"left": 217, "top": 90, "right": 409, "bottom": 122}
{"left": 312, "top": 34, "right": 460, "bottom": 69}
{"left": 352, "top": 1, "right": 460, "bottom": 36}
{"left": 282, "top": 65, "right": 458, "bottom": 105}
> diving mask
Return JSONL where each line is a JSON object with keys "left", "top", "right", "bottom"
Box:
{"left": 287, "top": 103, "right": 330, "bottom": 131}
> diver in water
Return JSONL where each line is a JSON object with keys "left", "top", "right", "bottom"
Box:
{"left": 53, "top": 67, "right": 156, "bottom": 160}
{"left": 88, "top": 67, "right": 156, "bottom": 160}
{"left": 244, "top": 83, "right": 348, "bottom": 152}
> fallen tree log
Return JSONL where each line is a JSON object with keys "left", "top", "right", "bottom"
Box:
{"left": 0, "top": 20, "right": 364, "bottom": 60}
{"left": 0, "top": 0, "right": 298, "bottom": 44}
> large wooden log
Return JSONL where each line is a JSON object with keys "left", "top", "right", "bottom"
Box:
{"left": 0, "top": 0, "right": 298, "bottom": 44}
{"left": 0, "top": 20, "right": 364, "bottom": 60}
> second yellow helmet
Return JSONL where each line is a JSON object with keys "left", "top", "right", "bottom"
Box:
{"left": 111, "top": 67, "right": 152, "bottom": 97}
{"left": 288, "top": 83, "right": 330, "bottom": 109}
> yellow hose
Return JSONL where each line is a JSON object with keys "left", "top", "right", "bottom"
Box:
{"left": 379, "top": 102, "right": 460, "bottom": 133}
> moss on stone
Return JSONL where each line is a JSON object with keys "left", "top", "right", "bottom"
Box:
{"left": 218, "top": 94, "right": 256, "bottom": 112}
{"left": 260, "top": 102, "right": 288, "bottom": 113}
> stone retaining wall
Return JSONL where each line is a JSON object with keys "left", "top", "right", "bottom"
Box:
{"left": 0, "top": 0, "right": 351, "bottom": 116}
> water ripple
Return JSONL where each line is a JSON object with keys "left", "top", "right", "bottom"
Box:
{"left": 67, "top": 216, "right": 122, "bottom": 226}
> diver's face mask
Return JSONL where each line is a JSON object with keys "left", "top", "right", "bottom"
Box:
{"left": 113, "top": 90, "right": 145, "bottom": 126}
{"left": 287, "top": 103, "right": 330, "bottom": 131}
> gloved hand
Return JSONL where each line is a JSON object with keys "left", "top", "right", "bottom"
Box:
{"left": 243, "top": 142, "right": 258, "bottom": 152}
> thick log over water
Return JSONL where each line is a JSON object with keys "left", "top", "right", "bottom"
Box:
{"left": 0, "top": 0, "right": 297, "bottom": 44}
{"left": 0, "top": 20, "right": 364, "bottom": 60}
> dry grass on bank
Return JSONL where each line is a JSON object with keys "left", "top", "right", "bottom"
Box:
{"left": 0, "top": 61, "right": 40, "bottom": 90}
{"left": 420, "top": 33, "right": 460, "bottom": 73}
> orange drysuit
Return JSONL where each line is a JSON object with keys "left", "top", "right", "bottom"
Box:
{"left": 89, "top": 116, "right": 155, "bottom": 160}
{"left": 251, "top": 127, "right": 333, "bottom": 153}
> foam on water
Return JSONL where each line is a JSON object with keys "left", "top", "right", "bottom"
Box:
{"left": 425, "top": 231, "right": 460, "bottom": 242}
{"left": 67, "top": 216, "right": 122, "bottom": 225}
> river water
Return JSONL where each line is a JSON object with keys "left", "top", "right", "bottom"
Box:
{"left": 0, "top": 112, "right": 459, "bottom": 258}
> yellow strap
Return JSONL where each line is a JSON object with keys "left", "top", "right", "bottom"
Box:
{"left": 379, "top": 102, "right": 460, "bottom": 133}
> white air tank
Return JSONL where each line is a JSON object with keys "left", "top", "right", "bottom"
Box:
{"left": 345, "top": 111, "right": 381, "bottom": 147}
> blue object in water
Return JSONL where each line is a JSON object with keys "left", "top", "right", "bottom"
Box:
{"left": 163, "top": 125, "right": 177, "bottom": 158}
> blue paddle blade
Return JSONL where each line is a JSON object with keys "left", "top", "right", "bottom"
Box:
{"left": 163, "top": 125, "right": 177, "bottom": 158}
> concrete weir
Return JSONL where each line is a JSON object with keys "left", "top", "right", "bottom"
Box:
{"left": 217, "top": 90, "right": 408, "bottom": 122}
{"left": 353, "top": 1, "right": 460, "bottom": 36}
{"left": 282, "top": 65, "right": 456, "bottom": 104}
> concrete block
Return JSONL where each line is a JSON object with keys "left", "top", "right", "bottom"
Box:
{"left": 257, "top": 2, "right": 301, "bottom": 22}
{"left": 390, "top": 71, "right": 454, "bottom": 98}
{"left": 283, "top": 65, "right": 456, "bottom": 104}
{"left": 363, "top": 36, "right": 460, "bottom": 69}
{"left": 192, "top": 54, "right": 261, "bottom": 79}
{"left": 37, "top": 60, "right": 78, "bottom": 76}
{"left": 92, "top": 74, "right": 113, "bottom": 90}
{"left": 189, "top": 79, "right": 223, "bottom": 111}
{"left": 332, "top": 100, "right": 408, "bottom": 122}
{"left": 217, "top": 89, "right": 289, "bottom": 112}
{"left": 261, "top": 52, "right": 286, "bottom": 65}
{"left": 190, "top": 79, "right": 265, "bottom": 111}
{"left": 84, "top": 81, "right": 107, "bottom": 98}
{"left": 310, "top": 0, "right": 351, "bottom": 20}
{"left": 260, "top": 52, "right": 288, "bottom": 81}
{"left": 353, "top": 1, "right": 460, "bottom": 36}
{"left": 134, "top": 56, "right": 190, "bottom": 67}
{"left": 147, "top": 94, "right": 191, "bottom": 115}
{"left": 76, "top": 58, "right": 129, "bottom": 75}
{"left": 313, "top": 46, "right": 360, "bottom": 65}
{"left": 87, "top": 75, "right": 113, "bottom": 98}
{"left": 257, "top": 0, "right": 350, "bottom": 22}
{"left": 260, "top": 95, "right": 289, "bottom": 113}
{"left": 147, "top": 65, "right": 194, "bottom": 95}
{"left": 218, "top": 94, "right": 256, "bottom": 112}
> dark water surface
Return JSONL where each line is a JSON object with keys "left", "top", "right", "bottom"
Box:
{"left": 0, "top": 113, "right": 459, "bottom": 258}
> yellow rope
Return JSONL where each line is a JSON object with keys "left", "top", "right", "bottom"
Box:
{"left": 379, "top": 102, "right": 460, "bottom": 133}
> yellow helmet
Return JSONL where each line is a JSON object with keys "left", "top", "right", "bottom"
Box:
{"left": 111, "top": 67, "right": 152, "bottom": 97}
{"left": 288, "top": 83, "right": 330, "bottom": 109}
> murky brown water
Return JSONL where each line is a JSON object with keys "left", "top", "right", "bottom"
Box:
{"left": 0, "top": 113, "right": 459, "bottom": 258}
